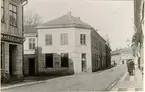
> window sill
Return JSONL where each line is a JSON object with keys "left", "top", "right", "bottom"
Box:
{"left": 10, "top": 24, "right": 18, "bottom": 28}
{"left": 81, "top": 44, "right": 87, "bottom": 45}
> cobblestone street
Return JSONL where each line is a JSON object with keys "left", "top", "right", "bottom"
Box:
{"left": 2, "top": 65, "right": 126, "bottom": 92}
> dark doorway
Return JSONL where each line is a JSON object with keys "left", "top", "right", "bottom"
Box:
{"left": 82, "top": 53, "right": 87, "bottom": 72}
{"left": 61, "top": 53, "right": 69, "bottom": 67}
{"left": 29, "top": 58, "right": 35, "bottom": 75}
{"left": 9, "top": 44, "right": 17, "bottom": 76}
{"left": 45, "top": 54, "right": 53, "bottom": 68}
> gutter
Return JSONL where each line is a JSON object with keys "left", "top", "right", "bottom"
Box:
{"left": 22, "top": 0, "right": 28, "bottom": 76}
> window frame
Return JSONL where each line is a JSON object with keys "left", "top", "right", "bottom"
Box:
{"left": 9, "top": 3, "right": 17, "bottom": 27}
{"left": 29, "top": 38, "right": 35, "bottom": 50}
{"left": 60, "top": 33, "right": 68, "bottom": 45}
{"left": 80, "top": 34, "right": 86, "bottom": 45}
{"left": 1, "top": 0, "right": 4, "bottom": 23}
{"left": 45, "top": 34, "right": 52, "bottom": 45}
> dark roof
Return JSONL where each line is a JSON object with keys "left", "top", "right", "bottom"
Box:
{"left": 37, "top": 13, "right": 94, "bottom": 30}
{"left": 24, "top": 25, "right": 37, "bottom": 34}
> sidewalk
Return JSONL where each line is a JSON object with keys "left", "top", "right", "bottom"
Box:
{"left": 110, "top": 68, "right": 143, "bottom": 92}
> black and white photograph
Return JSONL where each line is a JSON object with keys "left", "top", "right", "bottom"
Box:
{"left": 1, "top": 0, "right": 144, "bottom": 92}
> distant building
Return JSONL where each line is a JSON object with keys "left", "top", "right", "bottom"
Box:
{"left": 35, "top": 12, "right": 111, "bottom": 74}
{"left": 111, "top": 48, "right": 134, "bottom": 65}
{"left": 1, "top": 0, "right": 28, "bottom": 79}
{"left": 23, "top": 25, "right": 38, "bottom": 75}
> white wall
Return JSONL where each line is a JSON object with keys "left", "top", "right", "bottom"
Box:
{"left": 37, "top": 28, "right": 92, "bottom": 73}
{"left": 24, "top": 35, "right": 37, "bottom": 54}
{"left": 111, "top": 54, "right": 121, "bottom": 64}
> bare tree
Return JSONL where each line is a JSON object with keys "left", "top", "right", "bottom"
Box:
{"left": 24, "top": 12, "right": 43, "bottom": 26}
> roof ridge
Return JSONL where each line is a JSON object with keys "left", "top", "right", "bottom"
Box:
{"left": 67, "top": 13, "right": 75, "bottom": 24}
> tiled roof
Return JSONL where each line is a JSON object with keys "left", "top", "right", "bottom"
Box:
{"left": 37, "top": 13, "right": 94, "bottom": 30}
{"left": 24, "top": 25, "right": 37, "bottom": 34}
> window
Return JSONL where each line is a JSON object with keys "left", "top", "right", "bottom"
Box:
{"left": 45, "top": 34, "right": 52, "bottom": 45}
{"left": 80, "top": 34, "right": 86, "bottom": 45}
{"left": 1, "top": 0, "right": 4, "bottom": 22}
{"left": 9, "top": 3, "right": 17, "bottom": 26}
{"left": 29, "top": 38, "right": 35, "bottom": 49}
{"left": 61, "top": 53, "right": 69, "bottom": 67}
{"left": 45, "top": 54, "right": 53, "bottom": 68}
{"left": 61, "top": 34, "right": 68, "bottom": 45}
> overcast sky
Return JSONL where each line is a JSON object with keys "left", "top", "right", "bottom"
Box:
{"left": 24, "top": 0, "right": 134, "bottom": 50}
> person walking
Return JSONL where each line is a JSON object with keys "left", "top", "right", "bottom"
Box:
{"left": 130, "top": 61, "right": 134, "bottom": 76}
{"left": 127, "top": 60, "right": 131, "bottom": 76}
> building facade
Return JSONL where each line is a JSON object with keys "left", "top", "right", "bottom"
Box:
{"left": 23, "top": 25, "right": 37, "bottom": 75}
{"left": 36, "top": 13, "right": 111, "bottom": 74}
{"left": 111, "top": 48, "right": 134, "bottom": 65}
{"left": 1, "top": 0, "right": 28, "bottom": 78}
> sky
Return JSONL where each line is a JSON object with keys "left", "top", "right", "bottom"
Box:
{"left": 24, "top": 0, "right": 134, "bottom": 50}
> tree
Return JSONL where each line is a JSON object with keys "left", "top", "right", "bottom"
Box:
{"left": 24, "top": 12, "right": 43, "bottom": 26}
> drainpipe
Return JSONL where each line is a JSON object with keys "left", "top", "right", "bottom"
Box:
{"left": 22, "top": 0, "right": 28, "bottom": 76}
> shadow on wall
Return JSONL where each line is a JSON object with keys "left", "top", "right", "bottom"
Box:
{"left": 36, "top": 47, "right": 75, "bottom": 76}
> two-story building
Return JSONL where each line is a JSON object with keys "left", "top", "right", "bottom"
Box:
{"left": 111, "top": 48, "right": 134, "bottom": 65}
{"left": 23, "top": 25, "right": 37, "bottom": 75}
{"left": 1, "top": 0, "right": 28, "bottom": 79}
{"left": 35, "top": 12, "right": 111, "bottom": 74}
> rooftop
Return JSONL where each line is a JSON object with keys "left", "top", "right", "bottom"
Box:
{"left": 111, "top": 47, "right": 132, "bottom": 55}
{"left": 37, "top": 12, "right": 94, "bottom": 30}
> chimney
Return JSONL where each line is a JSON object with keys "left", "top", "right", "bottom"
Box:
{"left": 68, "top": 12, "right": 71, "bottom": 15}
{"left": 77, "top": 17, "right": 80, "bottom": 19}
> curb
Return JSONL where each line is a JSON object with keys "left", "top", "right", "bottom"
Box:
{"left": 105, "top": 72, "right": 126, "bottom": 91}
{"left": 1, "top": 80, "right": 45, "bottom": 90}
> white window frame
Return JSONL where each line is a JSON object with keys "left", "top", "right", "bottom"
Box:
{"left": 60, "top": 34, "right": 68, "bottom": 45}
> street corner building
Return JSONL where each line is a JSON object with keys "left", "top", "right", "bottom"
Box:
{"left": 24, "top": 12, "right": 111, "bottom": 75}
{"left": 1, "top": 0, "right": 28, "bottom": 79}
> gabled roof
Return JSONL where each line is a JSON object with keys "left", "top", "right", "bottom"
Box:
{"left": 37, "top": 12, "right": 94, "bottom": 30}
{"left": 24, "top": 25, "right": 37, "bottom": 34}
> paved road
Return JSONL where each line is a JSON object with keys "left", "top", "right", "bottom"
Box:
{"left": 2, "top": 64, "right": 127, "bottom": 92}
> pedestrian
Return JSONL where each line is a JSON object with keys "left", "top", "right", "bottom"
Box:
{"left": 127, "top": 59, "right": 132, "bottom": 76}
{"left": 130, "top": 60, "right": 135, "bottom": 76}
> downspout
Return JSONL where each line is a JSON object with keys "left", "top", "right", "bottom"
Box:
{"left": 22, "top": 0, "right": 28, "bottom": 76}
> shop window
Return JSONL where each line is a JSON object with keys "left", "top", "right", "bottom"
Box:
{"left": 61, "top": 53, "right": 69, "bottom": 67}
{"left": 45, "top": 54, "right": 53, "bottom": 68}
